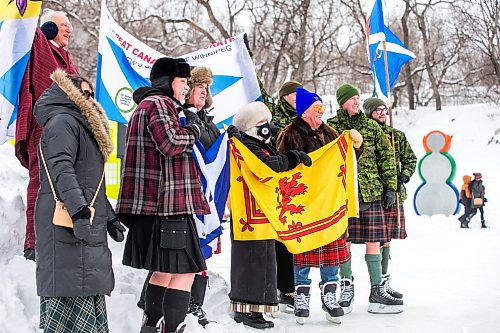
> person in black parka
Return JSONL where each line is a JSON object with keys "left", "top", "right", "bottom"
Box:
{"left": 34, "top": 69, "right": 123, "bottom": 333}
{"left": 227, "top": 102, "right": 312, "bottom": 329}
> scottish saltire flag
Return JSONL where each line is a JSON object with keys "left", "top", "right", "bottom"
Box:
{"left": 96, "top": 1, "right": 261, "bottom": 127}
{"left": 366, "top": 0, "right": 415, "bottom": 99}
{"left": 0, "top": 0, "right": 43, "bottom": 143}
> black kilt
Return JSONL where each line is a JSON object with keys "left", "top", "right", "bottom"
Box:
{"left": 384, "top": 205, "right": 407, "bottom": 240}
{"left": 121, "top": 214, "right": 206, "bottom": 273}
{"left": 348, "top": 201, "right": 390, "bottom": 244}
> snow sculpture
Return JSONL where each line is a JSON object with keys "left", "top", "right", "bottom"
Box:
{"left": 413, "top": 130, "right": 459, "bottom": 216}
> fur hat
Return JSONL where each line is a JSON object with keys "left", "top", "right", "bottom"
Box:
{"left": 186, "top": 66, "right": 214, "bottom": 109}
{"left": 336, "top": 84, "right": 359, "bottom": 107}
{"left": 363, "top": 97, "right": 386, "bottom": 118}
{"left": 232, "top": 102, "right": 272, "bottom": 132}
{"left": 278, "top": 80, "right": 302, "bottom": 99}
{"left": 150, "top": 57, "right": 191, "bottom": 82}
{"left": 296, "top": 87, "right": 322, "bottom": 116}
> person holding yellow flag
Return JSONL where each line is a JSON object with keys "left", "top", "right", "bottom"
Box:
{"left": 227, "top": 101, "right": 312, "bottom": 330}
{"left": 277, "top": 87, "right": 363, "bottom": 325}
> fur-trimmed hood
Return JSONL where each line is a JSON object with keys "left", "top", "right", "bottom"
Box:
{"left": 186, "top": 66, "right": 213, "bottom": 109}
{"left": 34, "top": 69, "right": 113, "bottom": 161}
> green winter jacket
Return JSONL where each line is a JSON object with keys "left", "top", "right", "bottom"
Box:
{"left": 380, "top": 124, "right": 417, "bottom": 202}
{"left": 327, "top": 109, "right": 397, "bottom": 203}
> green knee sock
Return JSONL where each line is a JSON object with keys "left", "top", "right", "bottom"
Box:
{"left": 381, "top": 246, "right": 391, "bottom": 275}
{"left": 340, "top": 256, "right": 352, "bottom": 279}
{"left": 365, "top": 254, "right": 382, "bottom": 285}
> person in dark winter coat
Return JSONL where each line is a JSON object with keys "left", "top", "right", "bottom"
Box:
{"left": 363, "top": 97, "right": 417, "bottom": 303}
{"left": 34, "top": 70, "right": 121, "bottom": 333}
{"left": 465, "top": 172, "right": 487, "bottom": 228}
{"left": 458, "top": 175, "right": 473, "bottom": 228}
{"left": 277, "top": 87, "right": 363, "bottom": 324}
{"left": 117, "top": 57, "right": 210, "bottom": 333}
{"left": 228, "top": 101, "right": 312, "bottom": 329}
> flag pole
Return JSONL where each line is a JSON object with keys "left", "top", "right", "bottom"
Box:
{"left": 382, "top": 40, "right": 401, "bottom": 228}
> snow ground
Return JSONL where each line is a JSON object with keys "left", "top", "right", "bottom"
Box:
{"left": 1, "top": 103, "right": 499, "bottom": 332}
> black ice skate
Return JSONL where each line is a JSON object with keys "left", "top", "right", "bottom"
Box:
{"left": 188, "top": 303, "right": 214, "bottom": 327}
{"left": 381, "top": 274, "right": 403, "bottom": 299}
{"left": 367, "top": 284, "right": 404, "bottom": 314}
{"left": 320, "top": 282, "right": 344, "bottom": 324}
{"left": 278, "top": 290, "right": 295, "bottom": 314}
{"left": 234, "top": 312, "right": 274, "bottom": 329}
{"left": 294, "top": 285, "right": 311, "bottom": 325}
{"left": 338, "top": 277, "right": 354, "bottom": 314}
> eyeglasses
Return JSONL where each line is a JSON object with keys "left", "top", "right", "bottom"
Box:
{"left": 82, "top": 90, "right": 94, "bottom": 99}
{"left": 374, "top": 107, "right": 388, "bottom": 115}
{"left": 313, "top": 104, "right": 326, "bottom": 113}
{"left": 60, "top": 22, "right": 73, "bottom": 29}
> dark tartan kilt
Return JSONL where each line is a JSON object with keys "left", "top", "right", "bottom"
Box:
{"left": 294, "top": 237, "right": 349, "bottom": 267}
{"left": 348, "top": 201, "right": 390, "bottom": 244}
{"left": 39, "top": 295, "right": 108, "bottom": 333}
{"left": 384, "top": 205, "right": 407, "bottom": 240}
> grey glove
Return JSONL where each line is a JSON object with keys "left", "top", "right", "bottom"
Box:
{"left": 107, "top": 219, "right": 126, "bottom": 242}
{"left": 383, "top": 189, "right": 396, "bottom": 209}
{"left": 183, "top": 110, "right": 202, "bottom": 140}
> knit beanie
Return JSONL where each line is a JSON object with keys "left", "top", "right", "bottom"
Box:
{"left": 336, "top": 84, "right": 359, "bottom": 107}
{"left": 186, "top": 66, "right": 214, "bottom": 109}
{"left": 363, "top": 97, "right": 386, "bottom": 118}
{"left": 296, "top": 87, "right": 322, "bottom": 117}
{"left": 278, "top": 80, "right": 302, "bottom": 99}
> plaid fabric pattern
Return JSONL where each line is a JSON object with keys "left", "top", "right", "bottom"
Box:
{"left": 230, "top": 301, "right": 278, "bottom": 314}
{"left": 293, "top": 237, "right": 349, "bottom": 267}
{"left": 39, "top": 296, "right": 108, "bottom": 333}
{"left": 348, "top": 201, "right": 390, "bottom": 244}
{"left": 384, "top": 205, "right": 407, "bottom": 239}
{"left": 117, "top": 95, "right": 210, "bottom": 216}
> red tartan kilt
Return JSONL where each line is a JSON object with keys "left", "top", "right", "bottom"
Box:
{"left": 348, "top": 200, "right": 390, "bottom": 244}
{"left": 293, "top": 237, "right": 349, "bottom": 267}
{"left": 384, "top": 206, "right": 407, "bottom": 240}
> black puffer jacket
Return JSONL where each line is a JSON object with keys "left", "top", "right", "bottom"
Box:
{"left": 34, "top": 69, "right": 115, "bottom": 297}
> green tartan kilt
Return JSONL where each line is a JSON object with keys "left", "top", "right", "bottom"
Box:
{"left": 39, "top": 295, "right": 108, "bottom": 333}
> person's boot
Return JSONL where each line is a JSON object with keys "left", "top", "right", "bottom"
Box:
{"left": 481, "top": 220, "right": 487, "bottom": 228}
{"left": 187, "top": 274, "right": 214, "bottom": 327}
{"left": 381, "top": 274, "right": 403, "bottom": 299}
{"left": 158, "top": 319, "right": 187, "bottom": 333}
{"left": 278, "top": 290, "right": 295, "bottom": 314}
{"left": 460, "top": 220, "right": 470, "bottom": 228}
{"left": 294, "top": 285, "right": 311, "bottom": 325}
{"left": 367, "top": 284, "right": 404, "bottom": 314}
{"left": 320, "top": 282, "right": 343, "bottom": 324}
{"left": 338, "top": 277, "right": 354, "bottom": 314}
{"left": 233, "top": 312, "right": 274, "bottom": 329}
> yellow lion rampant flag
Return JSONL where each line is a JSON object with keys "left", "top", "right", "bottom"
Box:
{"left": 230, "top": 131, "right": 358, "bottom": 254}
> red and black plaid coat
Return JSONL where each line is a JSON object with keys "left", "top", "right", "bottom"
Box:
{"left": 116, "top": 94, "right": 210, "bottom": 217}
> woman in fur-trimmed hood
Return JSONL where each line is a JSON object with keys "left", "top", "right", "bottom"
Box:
{"left": 34, "top": 69, "right": 122, "bottom": 333}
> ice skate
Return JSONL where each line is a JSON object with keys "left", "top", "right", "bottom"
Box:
{"left": 367, "top": 284, "right": 404, "bottom": 314}
{"left": 278, "top": 290, "right": 295, "bottom": 314}
{"left": 381, "top": 274, "right": 403, "bottom": 299}
{"left": 320, "top": 281, "right": 343, "bottom": 324}
{"left": 338, "top": 277, "right": 354, "bottom": 314}
{"left": 294, "top": 285, "right": 311, "bottom": 325}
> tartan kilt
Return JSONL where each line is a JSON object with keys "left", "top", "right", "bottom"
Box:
{"left": 348, "top": 201, "right": 390, "bottom": 244}
{"left": 293, "top": 237, "right": 349, "bottom": 267}
{"left": 39, "top": 295, "right": 108, "bottom": 333}
{"left": 384, "top": 205, "right": 407, "bottom": 240}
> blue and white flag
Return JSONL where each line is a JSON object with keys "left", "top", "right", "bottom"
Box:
{"left": 0, "top": 0, "right": 42, "bottom": 144}
{"left": 96, "top": 0, "right": 261, "bottom": 127}
{"left": 366, "top": 0, "right": 415, "bottom": 100}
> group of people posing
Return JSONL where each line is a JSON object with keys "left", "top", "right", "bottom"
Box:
{"left": 15, "top": 9, "right": 419, "bottom": 333}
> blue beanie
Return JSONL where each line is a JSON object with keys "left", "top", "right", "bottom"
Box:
{"left": 296, "top": 87, "right": 322, "bottom": 116}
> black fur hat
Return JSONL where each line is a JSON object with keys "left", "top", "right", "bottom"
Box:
{"left": 150, "top": 57, "right": 191, "bottom": 81}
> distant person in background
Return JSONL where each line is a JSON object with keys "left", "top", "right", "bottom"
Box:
{"left": 465, "top": 173, "right": 487, "bottom": 228}
{"left": 15, "top": 9, "right": 79, "bottom": 261}
{"left": 458, "top": 175, "right": 473, "bottom": 228}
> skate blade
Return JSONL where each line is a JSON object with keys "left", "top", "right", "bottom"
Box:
{"left": 296, "top": 317, "right": 307, "bottom": 325}
{"left": 325, "top": 313, "right": 342, "bottom": 324}
{"left": 367, "top": 303, "right": 403, "bottom": 314}
{"left": 341, "top": 305, "right": 352, "bottom": 315}
{"left": 279, "top": 303, "right": 295, "bottom": 314}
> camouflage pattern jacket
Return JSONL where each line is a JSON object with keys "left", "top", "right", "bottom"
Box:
{"left": 327, "top": 109, "right": 397, "bottom": 203}
{"left": 380, "top": 124, "right": 417, "bottom": 202}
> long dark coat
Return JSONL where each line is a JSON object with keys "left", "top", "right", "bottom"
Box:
{"left": 34, "top": 69, "right": 115, "bottom": 297}
{"left": 230, "top": 133, "right": 298, "bottom": 306}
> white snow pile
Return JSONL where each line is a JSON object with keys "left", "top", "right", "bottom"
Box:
{"left": 0, "top": 103, "right": 499, "bottom": 332}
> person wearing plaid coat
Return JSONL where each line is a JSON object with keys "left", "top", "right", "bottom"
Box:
{"left": 116, "top": 57, "right": 210, "bottom": 333}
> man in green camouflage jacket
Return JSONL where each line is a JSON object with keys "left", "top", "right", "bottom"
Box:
{"left": 363, "top": 97, "right": 417, "bottom": 305}
{"left": 327, "top": 84, "right": 402, "bottom": 314}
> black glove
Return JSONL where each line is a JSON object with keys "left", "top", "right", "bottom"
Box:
{"left": 288, "top": 150, "right": 312, "bottom": 167}
{"left": 270, "top": 122, "right": 279, "bottom": 137}
{"left": 383, "top": 189, "right": 396, "bottom": 209}
{"left": 183, "top": 110, "right": 202, "bottom": 140}
{"left": 226, "top": 125, "right": 241, "bottom": 139}
{"left": 72, "top": 207, "right": 92, "bottom": 242}
{"left": 107, "top": 218, "right": 126, "bottom": 242}
{"left": 398, "top": 173, "right": 410, "bottom": 184}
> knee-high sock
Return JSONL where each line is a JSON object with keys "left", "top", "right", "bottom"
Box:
{"left": 145, "top": 283, "right": 166, "bottom": 326}
{"left": 365, "top": 254, "right": 382, "bottom": 285}
{"left": 191, "top": 274, "right": 208, "bottom": 306}
{"left": 340, "top": 255, "right": 352, "bottom": 279}
{"left": 163, "top": 288, "right": 191, "bottom": 332}
{"left": 381, "top": 247, "right": 391, "bottom": 276}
